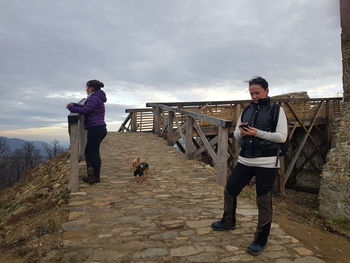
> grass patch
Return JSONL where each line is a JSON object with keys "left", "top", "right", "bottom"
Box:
{"left": 36, "top": 219, "right": 56, "bottom": 237}
{"left": 326, "top": 217, "right": 350, "bottom": 230}
{"left": 0, "top": 200, "right": 22, "bottom": 227}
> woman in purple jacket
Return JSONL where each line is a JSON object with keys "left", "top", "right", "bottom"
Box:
{"left": 67, "top": 80, "right": 107, "bottom": 184}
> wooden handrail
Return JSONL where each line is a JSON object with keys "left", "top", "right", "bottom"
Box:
{"left": 146, "top": 97, "right": 342, "bottom": 107}
{"left": 67, "top": 99, "right": 87, "bottom": 193}
{"left": 149, "top": 103, "right": 233, "bottom": 128}
{"left": 150, "top": 103, "right": 233, "bottom": 186}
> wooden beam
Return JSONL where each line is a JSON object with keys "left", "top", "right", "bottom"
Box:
{"left": 78, "top": 116, "right": 86, "bottom": 162}
{"left": 193, "top": 136, "right": 218, "bottom": 158}
{"left": 285, "top": 101, "right": 325, "bottom": 159}
{"left": 153, "top": 107, "right": 161, "bottom": 135}
{"left": 69, "top": 122, "right": 79, "bottom": 193}
{"left": 174, "top": 115, "right": 186, "bottom": 145}
{"left": 185, "top": 117, "right": 194, "bottom": 159}
{"left": 193, "top": 136, "right": 218, "bottom": 157}
{"left": 193, "top": 121, "right": 218, "bottom": 165}
{"left": 146, "top": 97, "right": 341, "bottom": 108}
{"left": 217, "top": 126, "right": 229, "bottom": 186}
{"left": 130, "top": 112, "right": 137, "bottom": 132}
{"left": 284, "top": 101, "right": 325, "bottom": 185}
{"left": 149, "top": 104, "right": 233, "bottom": 128}
{"left": 232, "top": 104, "right": 241, "bottom": 166}
{"left": 125, "top": 108, "right": 153, "bottom": 113}
{"left": 175, "top": 141, "right": 185, "bottom": 153}
{"left": 118, "top": 113, "right": 131, "bottom": 132}
{"left": 167, "top": 111, "right": 174, "bottom": 146}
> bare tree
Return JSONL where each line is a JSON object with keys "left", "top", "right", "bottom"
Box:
{"left": 4, "top": 142, "right": 42, "bottom": 186}
{"left": 0, "top": 138, "right": 10, "bottom": 158}
{"left": 0, "top": 138, "right": 11, "bottom": 189}
{"left": 42, "top": 140, "right": 65, "bottom": 159}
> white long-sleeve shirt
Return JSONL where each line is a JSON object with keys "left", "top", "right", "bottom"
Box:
{"left": 234, "top": 106, "right": 288, "bottom": 168}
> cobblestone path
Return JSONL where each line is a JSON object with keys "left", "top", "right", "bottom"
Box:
{"left": 62, "top": 132, "right": 325, "bottom": 263}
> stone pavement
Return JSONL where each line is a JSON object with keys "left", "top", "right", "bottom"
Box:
{"left": 62, "top": 132, "right": 325, "bottom": 263}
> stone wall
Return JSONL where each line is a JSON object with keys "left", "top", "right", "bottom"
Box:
{"left": 319, "top": 0, "right": 350, "bottom": 220}
{"left": 341, "top": 0, "right": 350, "bottom": 101}
{"left": 319, "top": 103, "right": 350, "bottom": 219}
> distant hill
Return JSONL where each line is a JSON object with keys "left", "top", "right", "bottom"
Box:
{"left": 0, "top": 136, "right": 61, "bottom": 157}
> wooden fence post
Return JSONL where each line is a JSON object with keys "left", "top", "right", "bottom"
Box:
{"left": 130, "top": 112, "right": 137, "bottom": 132}
{"left": 232, "top": 104, "right": 241, "bottom": 167}
{"left": 167, "top": 111, "right": 174, "bottom": 145}
{"left": 185, "top": 116, "right": 194, "bottom": 159}
{"left": 217, "top": 126, "right": 229, "bottom": 186}
{"left": 153, "top": 107, "right": 161, "bottom": 135}
{"left": 78, "top": 116, "right": 86, "bottom": 161}
{"left": 69, "top": 122, "right": 79, "bottom": 193}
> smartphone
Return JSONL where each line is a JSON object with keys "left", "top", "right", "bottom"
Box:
{"left": 239, "top": 124, "right": 249, "bottom": 129}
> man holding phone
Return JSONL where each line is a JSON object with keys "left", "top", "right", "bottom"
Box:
{"left": 211, "top": 77, "right": 288, "bottom": 256}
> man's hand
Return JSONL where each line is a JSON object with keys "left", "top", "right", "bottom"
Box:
{"left": 239, "top": 123, "right": 257, "bottom": 136}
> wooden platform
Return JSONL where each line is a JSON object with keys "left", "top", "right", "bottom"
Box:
{"left": 116, "top": 97, "right": 342, "bottom": 194}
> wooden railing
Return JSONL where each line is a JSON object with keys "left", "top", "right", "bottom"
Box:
{"left": 67, "top": 99, "right": 87, "bottom": 192}
{"left": 118, "top": 108, "right": 154, "bottom": 132}
{"left": 119, "top": 97, "right": 342, "bottom": 193}
{"left": 119, "top": 98, "right": 342, "bottom": 133}
{"left": 147, "top": 103, "right": 240, "bottom": 186}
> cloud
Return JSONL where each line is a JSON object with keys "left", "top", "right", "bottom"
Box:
{"left": 0, "top": 0, "right": 342, "bottom": 143}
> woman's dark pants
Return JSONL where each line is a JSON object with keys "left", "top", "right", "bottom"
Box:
{"left": 224, "top": 163, "right": 278, "bottom": 246}
{"left": 84, "top": 125, "right": 107, "bottom": 179}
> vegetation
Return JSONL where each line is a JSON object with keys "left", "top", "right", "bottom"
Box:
{"left": 0, "top": 138, "right": 66, "bottom": 190}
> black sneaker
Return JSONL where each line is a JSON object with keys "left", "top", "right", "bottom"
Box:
{"left": 247, "top": 242, "right": 267, "bottom": 255}
{"left": 211, "top": 220, "right": 236, "bottom": 231}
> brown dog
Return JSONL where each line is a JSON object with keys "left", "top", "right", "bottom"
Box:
{"left": 132, "top": 157, "right": 149, "bottom": 183}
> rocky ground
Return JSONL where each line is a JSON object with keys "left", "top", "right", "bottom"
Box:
{"left": 0, "top": 132, "right": 349, "bottom": 262}
{"left": 0, "top": 153, "right": 70, "bottom": 263}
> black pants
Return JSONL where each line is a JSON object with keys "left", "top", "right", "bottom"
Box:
{"left": 224, "top": 162, "right": 278, "bottom": 246}
{"left": 85, "top": 125, "right": 107, "bottom": 177}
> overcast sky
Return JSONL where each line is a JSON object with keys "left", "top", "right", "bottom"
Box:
{"left": 0, "top": 0, "right": 342, "bottom": 144}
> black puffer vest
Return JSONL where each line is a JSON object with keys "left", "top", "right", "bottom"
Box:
{"left": 239, "top": 97, "right": 279, "bottom": 158}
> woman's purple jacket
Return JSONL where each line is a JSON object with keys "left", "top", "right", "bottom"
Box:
{"left": 68, "top": 90, "right": 107, "bottom": 129}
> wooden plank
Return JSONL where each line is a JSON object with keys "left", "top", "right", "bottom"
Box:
{"left": 69, "top": 122, "right": 79, "bottom": 193}
{"left": 284, "top": 101, "right": 325, "bottom": 185}
{"left": 193, "top": 136, "right": 218, "bottom": 158}
{"left": 131, "top": 112, "right": 137, "bottom": 132}
{"left": 161, "top": 122, "right": 168, "bottom": 137}
{"left": 167, "top": 111, "right": 174, "bottom": 146}
{"left": 279, "top": 156, "right": 286, "bottom": 194}
{"left": 176, "top": 141, "right": 185, "bottom": 153}
{"left": 153, "top": 107, "right": 161, "bottom": 135}
{"left": 78, "top": 116, "right": 86, "bottom": 162}
{"left": 193, "top": 121, "right": 218, "bottom": 164}
{"left": 285, "top": 101, "right": 325, "bottom": 159}
{"left": 293, "top": 149, "right": 321, "bottom": 176}
{"left": 185, "top": 117, "right": 194, "bottom": 159}
{"left": 150, "top": 104, "right": 233, "bottom": 128}
{"left": 118, "top": 113, "right": 131, "bottom": 132}
{"left": 232, "top": 104, "right": 241, "bottom": 166}
{"left": 216, "top": 126, "right": 229, "bottom": 186}
{"left": 125, "top": 108, "right": 153, "bottom": 113}
{"left": 146, "top": 97, "right": 341, "bottom": 108}
{"left": 174, "top": 115, "right": 186, "bottom": 144}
